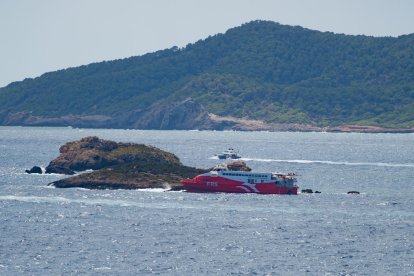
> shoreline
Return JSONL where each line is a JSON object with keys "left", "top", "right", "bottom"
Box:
{"left": 2, "top": 111, "right": 413, "bottom": 133}
{"left": 1, "top": 124, "right": 413, "bottom": 134}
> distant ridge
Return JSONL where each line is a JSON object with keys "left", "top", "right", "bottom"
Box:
{"left": 0, "top": 20, "right": 413, "bottom": 131}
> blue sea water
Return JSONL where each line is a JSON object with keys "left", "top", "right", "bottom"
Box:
{"left": 0, "top": 126, "right": 413, "bottom": 275}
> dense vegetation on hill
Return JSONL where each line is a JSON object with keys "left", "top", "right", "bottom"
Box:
{"left": 1, "top": 20, "right": 413, "bottom": 129}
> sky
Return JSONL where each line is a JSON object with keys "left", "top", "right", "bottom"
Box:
{"left": 1, "top": 0, "right": 414, "bottom": 88}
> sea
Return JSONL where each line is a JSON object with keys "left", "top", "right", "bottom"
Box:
{"left": 0, "top": 126, "right": 413, "bottom": 275}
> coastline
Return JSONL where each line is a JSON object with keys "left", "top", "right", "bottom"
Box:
{"left": 2, "top": 110, "right": 413, "bottom": 134}
{"left": 1, "top": 124, "right": 412, "bottom": 134}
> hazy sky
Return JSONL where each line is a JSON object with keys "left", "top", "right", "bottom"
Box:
{"left": 1, "top": 0, "right": 413, "bottom": 88}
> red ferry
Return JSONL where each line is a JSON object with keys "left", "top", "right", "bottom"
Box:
{"left": 181, "top": 165, "right": 298, "bottom": 194}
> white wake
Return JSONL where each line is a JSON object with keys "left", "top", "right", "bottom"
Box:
{"left": 240, "top": 158, "right": 414, "bottom": 168}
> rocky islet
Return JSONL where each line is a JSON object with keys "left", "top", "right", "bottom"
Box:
{"left": 26, "top": 136, "right": 251, "bottom": 190}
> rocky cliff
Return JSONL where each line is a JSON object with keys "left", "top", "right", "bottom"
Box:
{"left": 115, "top": 98, "right": 216, "bottom": 130}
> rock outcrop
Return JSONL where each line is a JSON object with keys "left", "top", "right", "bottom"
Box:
{"left": 226, "top": 161, "right": 252, "bottom": 171}
{"left": 25, "top": 166, "right": 42, "bottom": 174}
{"left": 50, "top": 163, "right": 206, "bottom": 190}
{"left": 47, "top": 136, "right": 206, "bottom": 189}
{"left": 45, "top": 166, "right": 75, "bottom": 175}
{"left": 207, "top": 161, "right": 252, "bottom": 172}
{"left": 45, "top": 136, "right": 181, "bottom": 173}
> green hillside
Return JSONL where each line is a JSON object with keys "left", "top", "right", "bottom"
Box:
{"left": 1, "top": 20, "right": 413, "bottom": 129}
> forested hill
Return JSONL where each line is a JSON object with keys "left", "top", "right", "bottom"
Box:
{"left": 1, "top": 20, "right": 413, "bottom": 130}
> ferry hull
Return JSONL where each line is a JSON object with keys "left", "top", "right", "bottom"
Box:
{"left": 181, "top": 176, "right": 297, "bottom": 195}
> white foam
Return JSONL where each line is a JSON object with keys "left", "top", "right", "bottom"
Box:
{"left": 138, "top": 188, "right": 169, "bottom": 193}
{"left": 93, "top": 267, "right": 112, "bottom": 271}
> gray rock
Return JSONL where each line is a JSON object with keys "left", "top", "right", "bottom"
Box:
{"left": 45, "top": 166, "right": 75, "bottom": 175}
{"left": 25, "top": 166, "right": 42, "bottom": 174}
